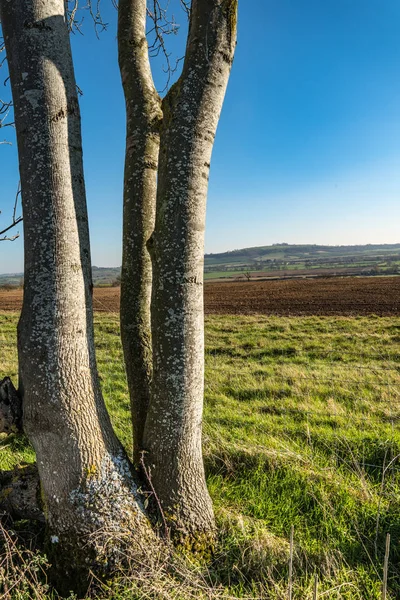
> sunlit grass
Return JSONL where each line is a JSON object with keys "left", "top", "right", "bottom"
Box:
{"left": 1, "top": 312, "right": 400, "bottom": 598}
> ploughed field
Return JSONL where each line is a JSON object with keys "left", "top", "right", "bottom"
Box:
{"left": 205, "top": 275, "right": 400, "bottom": 316}
{"left": 0, "top": 275, "right": 399, "bottom": 315}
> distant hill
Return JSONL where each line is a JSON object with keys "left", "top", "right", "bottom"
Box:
{"left": 0, "top": 273, "right": 24, "bottom": 287}
{"left": 91, "top": 266, "right": 121, "bottom": 286}
{"left": 0, "top": 267, "right": 121, "bottom": 288}
{"left": 2, "top": 244, "right": 400, "bottom": 286}
{"left": 204, "top": 243, "right": 400, "bottom": 280}
{"left": 205, "top": 243, "right": 400, "bottom": 265}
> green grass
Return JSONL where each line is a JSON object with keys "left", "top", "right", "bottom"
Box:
{"left": 204, "top": 270, "right": 261, "bottom": 280}
{"left": 1, "top": 312, "right": 400, "bottom": 598}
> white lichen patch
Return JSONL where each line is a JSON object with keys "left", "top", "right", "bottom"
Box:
{"left": 62, "top": 450, "right": 154, "bottom": 568}
{"left": 69, "top": 451, "right": 146, "bottom": 531}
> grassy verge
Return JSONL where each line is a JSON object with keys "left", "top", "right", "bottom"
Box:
{"left": 1, "top": 312, "right": 400, "bottom": 598}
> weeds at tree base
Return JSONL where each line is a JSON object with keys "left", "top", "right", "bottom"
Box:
{"left": 0, "top": 515, "right": 393, "bottom": 599}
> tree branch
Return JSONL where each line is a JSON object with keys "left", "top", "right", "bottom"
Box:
{"left": 146, "top": 0, "right": 190, "bottom": 93}
{"left": 0, "top": 182, "right": 22, "bottom": 241}
{"left": 118, "top": 0, "right": 162, "bottom": 461}
{"left": 65, "top": 0, "right": 109, "bottom": 36}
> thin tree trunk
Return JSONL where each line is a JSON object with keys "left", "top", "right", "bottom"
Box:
{"left": 143, "top": 0, "right": 237, "bottom": 540}
{"left": 118, "top": 0, "right": 162, "bottom": 462}
{"left": 1, "top": 0, "right": 155, "bottom": 590}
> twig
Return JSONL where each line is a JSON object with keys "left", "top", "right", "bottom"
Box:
{"left": 374, "top": 447, "right": 389, "bottom": 559}
{"left": 0, "top": 182, "right": 23, "bottom": 241}
{"left": 288, "top": 525, "right": 294, "bottom": 600}
{"left": 140, "top": 450, "right": 170, "bottom": 540}
{"left": 146, "top": 0, "right": 188, "bottom": 93}
{"left": 382, "top": 532, "right": 390, "bottom": 600}
{"left": 313, "top": 574, "right": 318, "bottom": 600}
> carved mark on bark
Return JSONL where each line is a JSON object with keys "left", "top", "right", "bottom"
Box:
{"left": 128, "top": 36, "right": 147, "bottom": 50}
{"left": 182, "top": 276, "right": 203, "bottom": 286}
{"left": 24, "top": 20, "right": 52, "bottom": 31}
{"left": 51, "top": 101, "right": 79, "bottom": 123}
{"left": 143, "top": 158, "right": 158, "bottom": 170}
{"left": 0, "top": 378, "right": 23, "bottom": 435}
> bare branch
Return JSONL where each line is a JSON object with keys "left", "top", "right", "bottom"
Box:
{"left": 0, "top": 37, "right": 14, "bottom": 137}
{"left": 179, "top": 0, "right": 190, "bottom": 18}
{"left": 146, "top": 0, "right": 190, "bottom": 93}
{"left": 64, "top": 0, "right": 190, "bottom": 92}
{"left": 0, "top": 182, "right": 23, "bottom": 241}
{"left": 65, "top": 0, "right": 109, "bottom": 37}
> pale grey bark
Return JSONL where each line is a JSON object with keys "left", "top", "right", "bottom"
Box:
{"left": 141, "top": 0, "right": 237, "bottom": 539}
{"left": 0, "top": 0, "right": 155, "bottom": 589}
{"left": 118, "top": 0, "right": 162, "bottom": 462}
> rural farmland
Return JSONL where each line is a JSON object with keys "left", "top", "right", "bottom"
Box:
{"left": 0, "top": 275, "right": 400, "bottom": 316}
{"left": 1, "top": 0, "right": 399, "bottom": 596}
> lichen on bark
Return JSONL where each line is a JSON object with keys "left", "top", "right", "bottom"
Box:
{"left": 1, "top": 0, "right": 159, "bottom": 590}
{"left": 224, "top": 0, "right": 238, "bottom": 47}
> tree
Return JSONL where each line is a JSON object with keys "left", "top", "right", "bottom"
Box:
{"left": 0, "top": 0, "right": 155, "bottom": 591}
{"left": 119, "top": 0, "right": 237, "bottom": 541}
{"left": 0, "top": 0, "right": 237, "bottom": 588}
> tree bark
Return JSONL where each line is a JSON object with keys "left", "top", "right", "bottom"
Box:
{"left": 0, "top": 465, "right": 43, "bottom": 522}
{"left": 143, "top": 0, "right": 237, "bottom": 540}
{"left": 0, "top": 377, "right": 22, "bottom": 434}
{"left": 0, "top": 0, "right": 156, "bottom": 590}
{"left": 118, "top": 0, "right": 162, "bottom": 463}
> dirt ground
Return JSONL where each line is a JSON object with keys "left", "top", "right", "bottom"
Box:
{"left": 204, "top": 276, "right": 400, "bottom": 316}
{"left": 1, "top": 276, "right": 400, "bottom": 316}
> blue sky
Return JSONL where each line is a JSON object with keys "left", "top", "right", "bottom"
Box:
{"left": 1, "top": 0, "right": 400, "bottom": 273}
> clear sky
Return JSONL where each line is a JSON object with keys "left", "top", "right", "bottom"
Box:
{"left": 1, "top": 0, "right": 400, "bottom": 273}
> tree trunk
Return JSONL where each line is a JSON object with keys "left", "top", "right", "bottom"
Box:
{"left": 143, "top": 0, "right": 237, "bottom": 541}
{"left": 118, "top": 0, "right": 162, "bottom": 463}
{"left": 0, "top": 0, "right": 155, "bottom": 590}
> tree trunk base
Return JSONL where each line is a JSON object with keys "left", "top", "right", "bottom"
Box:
{"left": 0, "top": 462, "right": 164, "bottom": 596}
{"left": 0, "top": 464, "right": 43, "bottom": 522}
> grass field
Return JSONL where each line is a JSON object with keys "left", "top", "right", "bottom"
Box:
{"left": 1, "top": 312, "right": 400, "bottom": 598}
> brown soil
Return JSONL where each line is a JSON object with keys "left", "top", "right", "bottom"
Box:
{"left": 204, "top": 276, "right": 400, "bottom": 316}
{"left": 1, "top": 276, "right": 399, "bottom": 316}
{"left": 0, "top": 287, "right": 121, "bottom": 313}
